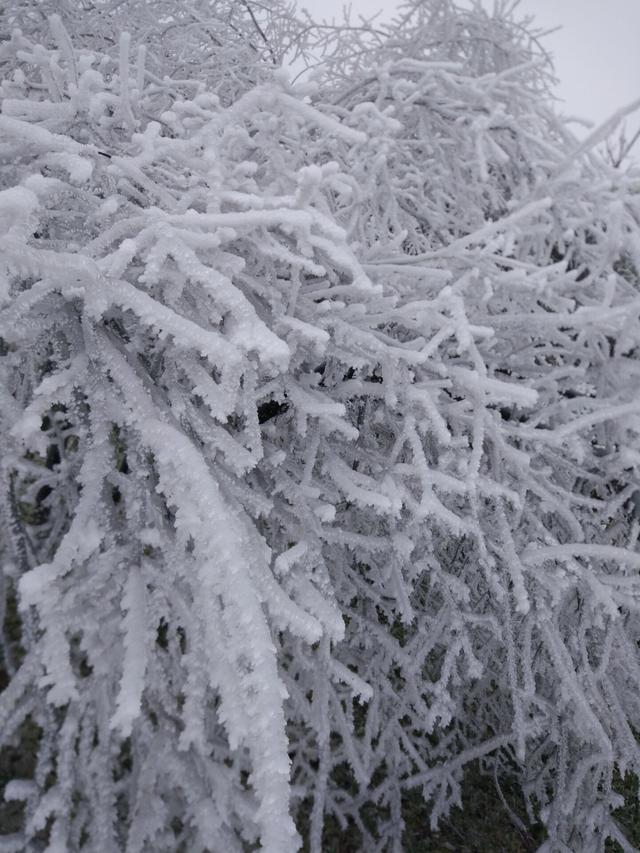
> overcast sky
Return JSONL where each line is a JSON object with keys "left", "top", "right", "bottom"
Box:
{"left": 300, "top": 0, "right": 640, "bottom": 137}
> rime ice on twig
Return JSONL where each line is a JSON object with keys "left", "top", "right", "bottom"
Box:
{"left": 1, "top": 3, "right": 640, "bottom": 853}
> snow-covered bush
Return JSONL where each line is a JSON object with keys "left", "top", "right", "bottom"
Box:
{"left": 1, "top": 2, "right": 640, "bottom": 851}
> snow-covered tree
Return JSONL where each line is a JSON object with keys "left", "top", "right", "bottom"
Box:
{"left": 2, "top": 2, "right": 640, "bottom": 852}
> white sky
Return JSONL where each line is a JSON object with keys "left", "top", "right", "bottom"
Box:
{"left": 300, "top": 0, "right": 640, "bottom": 137}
